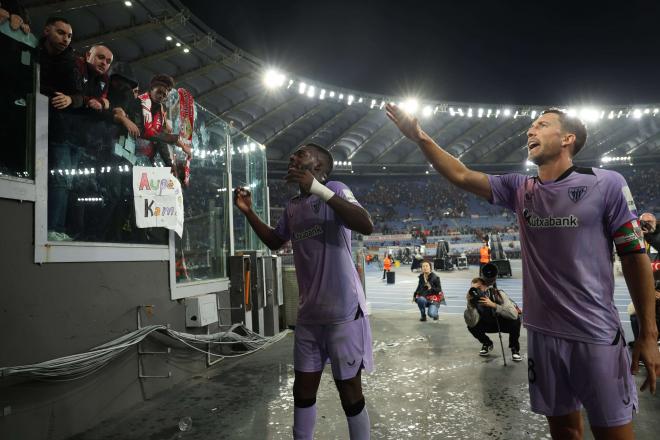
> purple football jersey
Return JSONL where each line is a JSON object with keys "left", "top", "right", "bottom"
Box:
{"left": 488, "top": 167, "right": 638, "bottom": 344}
{"left": 274, "top": 181, "right": 367, "bottom": 325}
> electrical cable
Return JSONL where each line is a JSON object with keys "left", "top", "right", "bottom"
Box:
{"left": 0, "top": 324, "right": 290, "bottom": 381}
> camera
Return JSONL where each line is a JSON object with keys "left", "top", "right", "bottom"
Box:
{"left": 640, "top": 220, "right": 652, "bottom": 232}
{"left": 468, "top": 286, "right": 488, "bottom": 306}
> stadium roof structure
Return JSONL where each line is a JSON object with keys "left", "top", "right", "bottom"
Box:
{"left": 25, "top": 0, "right": 660, "bottom": 175}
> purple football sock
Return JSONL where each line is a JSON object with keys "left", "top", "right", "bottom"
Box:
{"left": 347, "top": 406, "right": 370, "bottom": 439}
{"left": 293, "top": 404, "right": 317, "bottom": 440}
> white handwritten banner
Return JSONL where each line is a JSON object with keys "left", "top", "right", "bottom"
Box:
{"left": 132, "top": 166, "right": 184, "bottom": 237}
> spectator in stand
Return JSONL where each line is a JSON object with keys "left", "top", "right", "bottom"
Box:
{"left": 75, "top": 45, "right": 113, "bottom": 112}
{"left": 137, "top": 74, "right": 191, "bottom": 166}
{"left": 39, "top": 16, "right": 83, "bottom": 241}
{"left": 107, "top": 62, "right": 141, "bottom": 138}
{"left": 0, "top": 0, "right": 30, "bottom": 34}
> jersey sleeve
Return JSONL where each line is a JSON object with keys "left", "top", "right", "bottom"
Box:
{"left": 487, "top": 173, "right": 527, "bottom": 211}
{"left": 273, "top": 205, "right": 291, "bottom": 242}
{"left": 601, "top": 171, "right": 638, "bottom": 236}
{"left": 326, "top": 181, "right": 363, "bottom": 208}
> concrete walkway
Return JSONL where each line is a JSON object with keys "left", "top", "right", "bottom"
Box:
{"left": 69, "top": 263, "right": 659, "bottom": 439}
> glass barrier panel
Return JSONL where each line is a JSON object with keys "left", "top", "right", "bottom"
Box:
{"left": 0, "top": 28, "right": 37, "bottom": 179}
{"left": 230, "top": 128, "right": 268, "bottom": 252}
{"left": 173, "top": 105, "right": 230, "bottom": 283}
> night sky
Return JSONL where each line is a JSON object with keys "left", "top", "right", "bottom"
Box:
{"left": 180, "top": 0, "right": 660, "bottom": 106}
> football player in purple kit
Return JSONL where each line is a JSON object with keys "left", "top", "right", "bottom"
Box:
{"left": 387, "top": 104, "right": 659, "bottom": 440}
{"left": 234, "top": 143, "right": 374, "bottom": 440}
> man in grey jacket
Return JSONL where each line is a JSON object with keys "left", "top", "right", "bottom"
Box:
{"left": 465, "top": 277, "right": 522, "bottom": 362}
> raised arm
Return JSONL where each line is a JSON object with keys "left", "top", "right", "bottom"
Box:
{"left": 233, "top": 188, "right": 285, "bottom": 251}
{"left": 386, "top": 103, "right": 492, "bottom": 200}
{"left": 620, "top": 252, "right": 660, "bottom": 393}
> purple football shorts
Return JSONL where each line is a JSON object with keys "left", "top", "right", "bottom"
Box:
{"left": 294, "top": 316, "right": 373, "bottom": 380}
{"left": 527, "top": 328, "right": 638, "bottom": 428}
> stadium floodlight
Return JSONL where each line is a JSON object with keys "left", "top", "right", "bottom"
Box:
{"left": 124, "top": 1, "right": 132, "bottom": 6}
{"left": 503, "top": 108, "right": 511, "bottom": 117}
{"left": 608, "top": 111, "right": 614, "bottom": 119}
{"left": 319, "top": 89, "right": 326, "bottom": 99}
{"left": 478, "top": 108, "right": 484, "bottom": 118}
{"left": 382, "top": 166, "right": 387, "bottom": 170}
{"left": 580, "top": 108, "right": 599, "bottom": 122}
{"left": 299, "top": 82, "right": 307, "bottom": 94}
{"left": 567, "top": 108, "right": 577, "bottom": 117}
{"left": 287, "top": 79, "right": 294, "bottom": 89}
{"left": 617, "top": 110, "right": 623, "bottom": 118}
{"left": 183, "top": 48, "right": 190, "bottom": 53}
{"left": 449, "top": 107, "right": 455, "bottom": 116}
{"left": 379, "top": 100, "right": 386, "bottom": 109}
{"left": 347, "top": 95, "right": 354, "bottom": 105}
{"left": 425, "top": 170, "right": 429, "bottom": 174}
{"left": 422, "top": 105, "right": 433, "bottom": 118}
{"left": 370, "top": 99, "right": 377, "bottom": 108}
{"left": 263, "top": 69, "right": 286, "bottom": 88}
{"left": 457, "top": 108, "right": 464, "bottom": 116}
{"left": 329, "top": 91, "right": 335, "bottom": 98}
{"left": 654, "top": 108, "right": 659, "bottom": 115}
{"left": 175, "top": 42, "right": 181, "bottom": 47}
{"left": 306, "top": 86, "right": 316, "bottom": 98}
{"left": 338, "top": 93, "right": 344, "bottom": 100}
{"left": 530, "top": 110, "right": 537, "bottom": 119}
{"left": 358, "top": 97, "right": 363, "bottom": 103}
{"left": 644, "top": 108, "right": 651, "bottom": 114}
{"left": 633, "top": 109, "right": 642, "bottom": 119}
{"left": 348, "top": 161, "right": 352, "bottom": 166}
{"left": 495, "top": 109, "right": 501, "bottom": 117}
{"left": 165, "top": 36, "right": 172, "bottom": 41}
{"left": 467, "top": 108, "right": 473, "bottom": 118}
{"left": 401, "top": 98, "right": 419, "bottom": 115}
{"left": 486, "top": 109, "right": 492, "bottom": 117}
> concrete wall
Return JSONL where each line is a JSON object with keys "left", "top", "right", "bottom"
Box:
{"left": 0, "top": 198, "right": 220, "bottom": 440}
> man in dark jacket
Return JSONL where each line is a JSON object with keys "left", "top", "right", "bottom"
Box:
{"left": 39, "top": 16, "right": 84, "bottom": 241}
{"left": 75, "top": 44, "right": 113, "bottom": 112}
{"left": 412, "top": 261, "right": 444, "bottom": 321}
{"left": 39, "top": 16, "right": 81, "bottom": 111}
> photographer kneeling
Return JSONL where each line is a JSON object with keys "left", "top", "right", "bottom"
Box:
{"left": 412, "top": 261, "right": 444, "bottom": 321}
{"left": 465, "top": 276, "right": 522, "bottom": 362}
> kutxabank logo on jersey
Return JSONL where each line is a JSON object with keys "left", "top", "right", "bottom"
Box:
{"left": 292, "top": 224, "right": 324, "bottom": 242}
{"left": 522, "top": 209, "right": 579, "bottom": 228}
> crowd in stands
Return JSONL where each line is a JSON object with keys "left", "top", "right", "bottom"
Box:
{"left": 269, "top": 167, "right": 660, "bottom": 236}
{"left": 0, "top": 14, "right": 196, "bottom": 242}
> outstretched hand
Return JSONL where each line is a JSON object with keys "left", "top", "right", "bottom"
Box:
{"left": 233, "top": 187, "right": 252, "bottom": 214}
{"left": 631, "top": 334, "right": 660, "bottom": 394}
{"left": 284, "top": 168, "right": 314, "bottom": 193}
{"left": 385, "top": 103, "right": 424, "bottom": 142}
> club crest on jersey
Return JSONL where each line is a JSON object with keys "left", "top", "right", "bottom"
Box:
{"left": 568, "top": 186, "right": 587, "bottom": 203}
{"left": 311, "top": 199, "right": 321, "bottom": 214}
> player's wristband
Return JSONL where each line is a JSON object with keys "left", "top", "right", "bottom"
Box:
{"left": 310, "top": 178, "right": 335, "bottom": 202}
